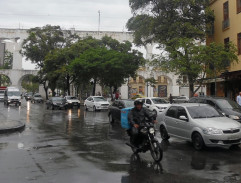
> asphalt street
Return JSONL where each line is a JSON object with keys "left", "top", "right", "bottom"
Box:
{"left": 0, "top": 100, "right": 240, "bottom": 183}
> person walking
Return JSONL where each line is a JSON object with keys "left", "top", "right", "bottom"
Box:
{"left": 115, "top": 91, "right": 120, "bottom": 100}
{"left": 237, "top": 92, "right": 241, "bottom": 106}
{"left": 169, "top": 94, "right": 173, "bottom": 104}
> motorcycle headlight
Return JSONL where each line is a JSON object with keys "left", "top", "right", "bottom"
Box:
{"left": 149, "top": 128, "right": 155, "bottom": 134}
{"left": 203, "top": 128, "right": 223, "bottom": 135}
{"left": 229, "top": 115, "right": 240, "bottom": 120}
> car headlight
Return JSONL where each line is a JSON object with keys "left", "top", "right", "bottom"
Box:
{"left": 156, "top": 106, "right": 160, "bottom": 109}
{"left": 203, "top": 128, "right": 223, "bottom": 135}
{"left": 149, "top": 128, "right": 155, "bottom": 134}
{"left": 229, "top": 115, "right": 240, "bottom": 120}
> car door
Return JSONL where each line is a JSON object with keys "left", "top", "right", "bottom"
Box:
{"left": 164, "top": 106, "right": 178, "bottom": 135}
{"left": 175, "top": 107, "right": 192, "bottom": 139}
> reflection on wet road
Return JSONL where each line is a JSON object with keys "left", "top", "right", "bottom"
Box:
{"left": 0, "top": 101, "right": 240, "bottom": 183}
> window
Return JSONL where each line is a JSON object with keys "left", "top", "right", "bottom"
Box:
{"left": 166, "top": 106, "right": 177, "bottom": 118}
{"left": 183, "top": 76, "right": 187, "bottom": 84}
{"left": 224, "top": 37, "right": 230, "bottom": 50}
{"left": 238, "top": 33, "right": 241, "bottom": 55}
{"left": 177, "top": 107, "right": 188, "bottom": 119}
{"left": 237, "top": 0, "right": 241, "bottom": 13}
{"left": 223, "top": 1, "right": 230, "bottom": 30}
{"left": 223, "top": 2, "right": 229, "bottom": 20}
{"left": 206, "top": 100, "right": 216, "bottom": 107}
{"left": 146, "top": 99, "right": 152, "bottom": 105}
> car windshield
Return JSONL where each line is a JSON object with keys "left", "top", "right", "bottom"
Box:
{"left": 216, "top": 99, "right": 240, "bottom": 109}
{"left": 52, "top": 98, "right": 65, "bottom": 102}
{"left": 34, "top": 95, "right": 41, "bottom": 97}
{"left": 94, "top": 97, "right": 106, "bottom": 102}
{"left": 152, "top": 98, "right": 168, "bottom": 104}
{"left": 123, "top": 100, "right": 134, "bottom": 108}
{"left": 177, "top": 97, "right": 186, "bottom": 99}
{"left": 0, "top": 91, "right": 4, "bottom": 94}
{"left": 187, "top": 106, "right": 223, "bottom": 119}
{"left": 67, "top": 97, "right": 77, "bottom": 100}
{"left": 8, "top": 91, "right": 21, "bottom": 96}
{"left": 27, "top": 92, "right": 33, "bottom": 96}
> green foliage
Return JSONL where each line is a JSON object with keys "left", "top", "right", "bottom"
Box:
{"left": 145, "top": 77, "right": 157, "bottom": 87}
{"left": 21, "top": 75, "right": 39, "bottom": 93}
{"left": 0, "top": 75, "right": 11, "bottom": 86}
{"left": 1, "top": 50, "right": 13, "bottom": 69}
{"left": 127, "top": 0, "right": 238, "bottom": 96}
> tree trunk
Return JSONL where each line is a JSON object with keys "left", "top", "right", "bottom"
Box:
{"left": 66, "top": 74, "right": 70, "bottom": 96}
{"left": 189, "top": 83, "right": 194, "bottom": 98}
{"left": 92, "top": 79, "right": 96, "bottom": 96}
{"left": 43, "top": 83, "right": 48, "bottom": 100}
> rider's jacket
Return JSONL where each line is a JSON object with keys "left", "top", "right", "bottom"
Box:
{"left": 128, "top": 107, "right": 156, "bottom": 126}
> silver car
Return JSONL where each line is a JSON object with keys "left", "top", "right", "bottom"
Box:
{"left": 158, "top": 103, "right": 241, "bottom": 150}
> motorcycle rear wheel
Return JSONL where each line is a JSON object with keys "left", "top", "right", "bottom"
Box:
{"left": 150, "top": 141, "right": 163, "bottom": 162}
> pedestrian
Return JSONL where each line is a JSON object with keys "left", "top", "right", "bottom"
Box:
{"left": 115, "top": 91, "right": 120, "bottom": 100}
{"left": 169, "top": 94, "right": 173, "bottom": 104}
{"left": 237, "top": 92, "right": 241, "bottom": 106}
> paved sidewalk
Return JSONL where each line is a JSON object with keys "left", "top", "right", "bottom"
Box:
{"left": 0, "top": 120, "right": 25, "bottom": 134}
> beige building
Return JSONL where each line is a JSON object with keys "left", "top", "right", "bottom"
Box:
{"left": 207, "top": 0, "right": 241, "bottom": 99}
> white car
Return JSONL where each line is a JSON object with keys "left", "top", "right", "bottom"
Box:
{"left": 84, "top": 96, "right": 110, "bottom": 111}
{"left": 64, "top": 96, "right": 81, "bottom": 108}
{"left": 137, "top": 97, "right": 171, "bottom": 115}
{"left": 158, "top": 103, "right": 241, "bottom": 150}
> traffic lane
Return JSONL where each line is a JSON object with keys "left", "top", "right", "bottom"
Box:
{"left": 28, "top": 103, "right": 241, "bottom": 182}
{"left": 0, "top": 101, "right": 240, "bottom": 183}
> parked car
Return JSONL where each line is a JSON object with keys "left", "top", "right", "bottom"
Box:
{"left": 25, "top": 92, "right": 33, "bottom": 101}
{"left": 31, "top": 93, "right": 44, "bottom": 103}
{"left": 136, "top": 97, "right": 170, "bottom": 115}
{"left": 158, "top": 103, "right": 241, "bottom": 150}
{"left": 46, "top": 97, "right": 68, "bottom": 110}
{"left": 84, "top": 96, "right": 110, "bottom": 111}
{"left": 64, "top": 96, "right": 81, "bottom": 108}
{"left": 173, "top": 96, "right": 189, "bottom": 103}
{"left": 4, "top": 87, "right": 21, "bottom": 106}
{"left": 189, "top": 97, "right": 241, "bottom": 123}
{"left": 131, "top": 94, "right": 146, "bottom": 100}
{"left": 108, "top": 100, "right": 134, "bottom": 123}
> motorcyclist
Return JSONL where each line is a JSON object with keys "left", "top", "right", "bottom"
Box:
{"left": 128, "top": 99, "right": 157, "bottom": 147}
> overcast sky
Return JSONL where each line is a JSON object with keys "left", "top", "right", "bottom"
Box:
{"left": 0, "top": 0, "right": 135, "bottom": 69}
{"left": 0, "top": 0, "right": 132, "bottom": 31}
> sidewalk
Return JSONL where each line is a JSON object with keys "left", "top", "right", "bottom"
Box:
{"left": 0, "top": 120, "right": 25, "bottom": 134}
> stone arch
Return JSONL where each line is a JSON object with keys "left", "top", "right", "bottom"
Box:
{"left": 18, "top": 73, "right": 38, "bottom": 92}
{"left": 0, "top": 73, "right": 11, "bottom": 86}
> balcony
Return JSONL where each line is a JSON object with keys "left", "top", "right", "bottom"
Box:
{"left": 222, "top": 19, "right": 230, "bottom": 30}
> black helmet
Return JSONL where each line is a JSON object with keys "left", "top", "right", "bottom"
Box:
{"left": 134, "top": 99, "right": 143, "bottom": 106}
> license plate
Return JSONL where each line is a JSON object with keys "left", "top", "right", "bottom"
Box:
{"left": 227, "top": 135, "right": 239, "bottom": 140}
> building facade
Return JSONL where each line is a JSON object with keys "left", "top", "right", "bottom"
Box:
{"left": 207, "top": 0, "right": 241, "bottom": 99}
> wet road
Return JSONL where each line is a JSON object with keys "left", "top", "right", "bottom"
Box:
{"left": 0, "top": 101, "right": 240, "bottom": 183}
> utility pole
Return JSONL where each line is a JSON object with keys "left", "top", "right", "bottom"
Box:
{"left": 98, "top": 10, "right": 101, "bottom": 33}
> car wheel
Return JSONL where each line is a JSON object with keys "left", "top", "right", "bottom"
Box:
{"left": 93, "top": 106, "right": 96, "bottom": 112}
{"left": 52, "top": 105, "right": 55, "bottom": 110}
{"left": 192, "top": 132, "right": 205, "bottom": 151}
{"left": 47, "top": 105, "right": 49, "bottom": 109}
{"left": 109, "top": 113, "right": 114, "bottom": 123}
{"left": 160, "top": 125, "right": 170, "bottom": 140}
{"left": 84, "top": 105, "right": 88, "bottom": 111}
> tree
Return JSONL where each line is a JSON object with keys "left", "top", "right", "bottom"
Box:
{"left": 68, "top": 36, "right": 145, "bottom": 98}
{"left": 21, "top": 25, "right": 79, "bottom": 98}
{"left": 127, "top": 0, "right": 230, "bottom": 97}
{"left": 21, "top": 75, "right": 39, "bottom": 93}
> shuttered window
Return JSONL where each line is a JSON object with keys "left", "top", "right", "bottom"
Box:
{"left": 237, "top": 0, "right": 241, "bottom": 14}
{"left": 223, "top": 2, "right": 229, "bottom": 20}
{"left": 238, "top": 33, "right": 241, "bottom": 55}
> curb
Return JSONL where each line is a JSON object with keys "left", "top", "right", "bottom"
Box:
{"left": 0, "top": 122, "right": 25, "bottom": 134}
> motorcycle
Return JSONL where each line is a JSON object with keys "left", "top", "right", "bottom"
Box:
{"left": 126, "top": 122, "right": 163, "bottom": 162}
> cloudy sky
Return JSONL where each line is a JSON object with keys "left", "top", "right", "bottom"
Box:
{"left": 0, "top": 0, "right": 135, "bottom": 69}
{"left": 0, "top": 0, "right": 132, "bottom": 31}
